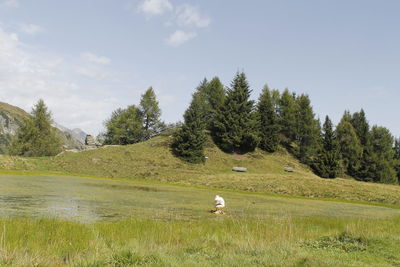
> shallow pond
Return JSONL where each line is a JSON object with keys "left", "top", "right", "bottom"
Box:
{"left": 1, "top": 175, "right": 399, "bottom": 222}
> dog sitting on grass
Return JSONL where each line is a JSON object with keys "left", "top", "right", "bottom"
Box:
{"left": 213, "top": 195, "right": 225, "bottom": 214}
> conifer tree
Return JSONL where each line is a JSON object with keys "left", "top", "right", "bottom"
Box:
{"left": 295, "top": 94, "right": 320, "bottom": 164}
{"left": 257, "top": 85, "right": 280, "bottom": 152}
{"left": 394, "top": 137, "right": 400, "bottom": 184}
{"left": 171, "top": 94, "right": 207, "bottom": 163}
{"left": 350, "top": 110, "right": 373, "bottom": 181}
{"left": 368, "top": 126, "right": 397, "bottom": 184}
{"left": 278, "top": 89, "right": 297, "bottom": 143}
{"left": 336, "top": 116, "right": 362, "bottom": 176}
{"left": 313, "top": 116, "right": 342, "bottom": 178}
{"left": 195, "top": 77, "right": 225, "bottom": 130}
{"left": 139, "top": 87, "right": 164, "bottom": 140}
{"left": 212, "top": 72, "right": 259, "bottom": 153}
{"left": 9, "top": 99, "right": 62, "bottom": 156}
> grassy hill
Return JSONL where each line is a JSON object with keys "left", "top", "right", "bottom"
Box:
{"left": 1, "top": 136, "right": 400, "bottom": 206}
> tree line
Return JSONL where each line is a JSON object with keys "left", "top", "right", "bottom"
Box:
{"left": 172, "top": 72, "right": 400, "bottom": 185}
{"left": 8, "top": 73, "right": 400, "bottom": 185}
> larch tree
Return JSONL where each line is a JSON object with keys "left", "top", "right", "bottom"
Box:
{"left": 139, "top": 87, "right": 164, "bottom": 140}
{"left": 9, "top": 99, "right": 62, "bottom": 156}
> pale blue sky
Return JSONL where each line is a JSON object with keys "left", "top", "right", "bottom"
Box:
{"left": 0, "top": 0, "right": 399, "bottom": 136}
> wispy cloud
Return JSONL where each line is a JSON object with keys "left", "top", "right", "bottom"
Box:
{"left": 81, "top": 52, "right": 111, "bottom": 65}
{"left": 0, "top": 27, "right": 121, "bottom": 134}
{"left": 176, "top": 5, "right": 211, "bottom": 28}
{"left": 165, "top": 30, "right": 196, "bottom": 47}
{"left": 19, "top": 24, "right": 45, "bottom": 35}
{"left": 1, "top": 0, "right": 19, "bottom": 8}
{"left": 137, "top": 0, "right": 173, "bottom": 16}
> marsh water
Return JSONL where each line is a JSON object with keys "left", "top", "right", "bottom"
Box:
{"left": 1, "top": 175, "right": 399, "bottom": 222}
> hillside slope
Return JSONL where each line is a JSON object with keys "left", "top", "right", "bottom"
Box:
{"left": 0, "top": 102, "right": 84, "bottom": 153}
{"left": 1, "top": 136, "right": 400, "bottom": 206}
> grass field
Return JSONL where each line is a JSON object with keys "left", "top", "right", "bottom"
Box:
{"left": 1, "top": 137, "right": 400, "bottom": 266}
{"left": 0, "top": 174, "right": 400, "bottom": 266}
{"left": 1, "top": 136, "right": 400, "bottom": 206}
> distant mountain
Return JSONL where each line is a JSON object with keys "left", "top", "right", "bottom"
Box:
{"left": 52, "top": 122, "right": 87, "bottom": 144}
{"left": 0, "top": 102, "right": 85, "bottom": 154}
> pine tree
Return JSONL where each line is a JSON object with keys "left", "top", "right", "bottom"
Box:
{"left": 103, "top": 105, "right": 144, "bottom": 145}
{"left": 295, "top": 94, "right": 320, "bottom": 164}
{"left": 394, "top": 137, "right": 400, "bottom": 184}
{"left": 139, "top": 87, "right": 164, "bottom": 140}
{"left": 257, "top": 85, "right": 280, "bottom": 152}
{"left": 350, "top": 110, "right": 373, "bottom": 181}
{"left": 336, "top": 116, "right": 362, "bottom": 176}
{"left": 368, "top": 126, "right": 397, "bottom": 184}
{"left": 212, "top": 72, "right": 259, "bottom": 153}
{"left": 9, "top": 99, "right": 62, "bottom": 156}
{"left": 313, "top": 116, "right": 342, "bottom": 178}
{"left": 277, "top": 89, "right": 297, "bottom": 144}
{"left": 195, "top": 77, "right": 225, "bottom": 130}
{"left": 171, "top": 94, "right": 207, "bottom": 163}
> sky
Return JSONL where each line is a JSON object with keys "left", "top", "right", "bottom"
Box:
{"left": 1, "top": 0, "right": 400, "bottom": 136}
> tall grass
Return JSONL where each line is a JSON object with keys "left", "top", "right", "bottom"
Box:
{"left": 1, "top": 216, "right": 399, "bottom": 266}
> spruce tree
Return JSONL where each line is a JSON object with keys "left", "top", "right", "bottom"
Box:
{"left": 313, "top": 116, "right": 342, "bottom": 178}
{"left": 295, "top": 94, "right": 320, "bottom": 164}
{"left": 257, "top": 85, "right": 280, "bottom": 152}
{"left": 350, "top": 110, "right": 373, "bottom": 181}
{"left": 394, "top": 137, "right": 400, "bottom": 184}
{"left": 139, "top": 87, "right": 164, "bottom": 140}
{"left": 212, "top": 72, "right": 259, "bottom": 153}
{"left": 9, "top": 99, "right": 62, "bottom": 156}
{"left": 368, "top": 126, "right": 397, "bottom": 184}
{"left": 171, "top": 94, "right": 207, "bottom": 163}
{"left": 195, "top": 77, "right": 225, "bottom": 130}
{"left": 336, "top": 116, "right": 362, "bottom": 176}
{"left": 278, "top": 89, "right": 297, "bottom": 144}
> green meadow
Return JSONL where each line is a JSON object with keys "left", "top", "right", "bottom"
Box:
{"left": 0, "top": 174, "right": 400, "bottom": 266}
{"left": 1, "top": 137, "right": 400, "bottom": 266}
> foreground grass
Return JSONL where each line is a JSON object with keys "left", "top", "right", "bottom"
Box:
{"left": 0, "top": 216, "right": 399, "bottom": 266}
{"left": 1, "top": 136, "right": 400, "bottom": 206}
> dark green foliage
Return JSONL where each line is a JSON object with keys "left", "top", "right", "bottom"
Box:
{"left": 257, "top": 85, "right": 280, "bottom": 152}
{"left": 195, "top": 77, "right": 225, "bottom": 130}
{"left": 171, "top": 94, "right": 207, "bottom": 163}
{"left": 350, "top": 110, "right": 370, "bottom": 147}
{"left": 103, "top": 106, "right": 144, "bottom": 145}
{"left": 140, "top": 87, "right": 164, "bottom": 140}
{"left": 336, "top": 118, "right": 362, "bottom": 176}
{"left": 313, "top": 116, "right": 342, "bottom": 178}
{"left": 277, "top": 89, "right": 297, "bottom": 143}
{"left": 367, "top": 126, "right": 397, "bottom": 184}
{"left": 394, "top": 138, "right": 400, "bottom": 184}
{"left": 212, "top": 72, "right": 259, "bottom": 153}
{"left": 295, "top": 94, "right": 320, "bottom": 164}
{"left": 9, "top": 99, "right": 62, "bottom": 157}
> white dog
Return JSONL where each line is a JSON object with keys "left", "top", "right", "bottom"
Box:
{"left": 214, "top": 195, "right": 225, "bottom": 211}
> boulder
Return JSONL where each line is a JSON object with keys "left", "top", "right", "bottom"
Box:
{"left": 284, "top": 167, "right": 294, "bottom": 172}
{"left": 232, "top": 167, "right": 247, "bottom": 172}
